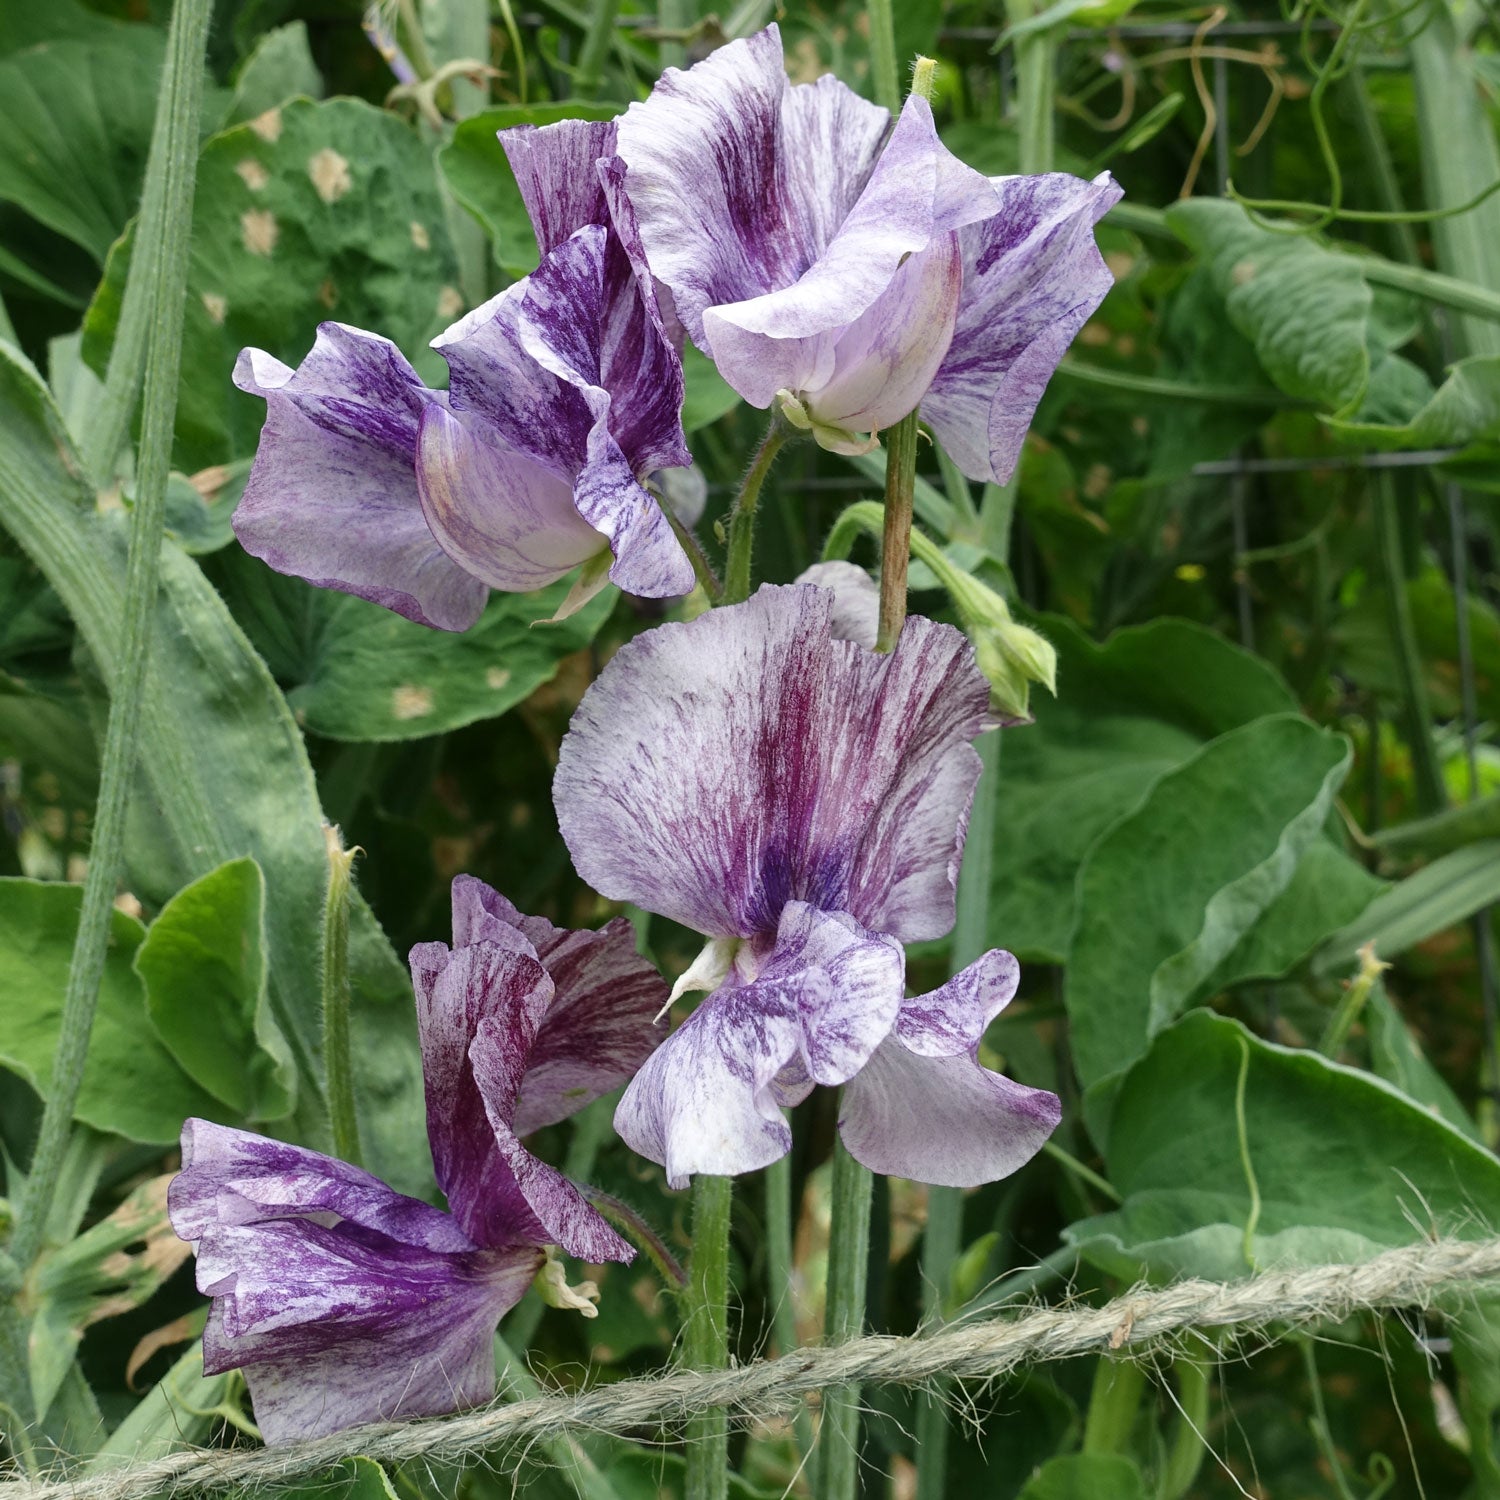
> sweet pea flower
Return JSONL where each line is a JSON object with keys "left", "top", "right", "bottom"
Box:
{"left": 231, "top": 118, "right": 695, "bottom": 632}
{"left": 554, "top": 583, "right": 1061, "bottom": 1189}
{"left": 613, "top": 25, "right": 1122, "bottom": 475}
{"left": 168, "top": 878, "right": 666, "bottom": 1443}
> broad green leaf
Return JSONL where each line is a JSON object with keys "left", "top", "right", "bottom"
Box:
{"left": 986, "top": 615, "right": 1299, "bottom": 963}
{"left": 227, "top": 21, "right": 322, "bottom": 124}
{"left": 1066, "top": 715, "right": 1352, "bottom": 1091}
{"left": 89, "top": 1342, "right": 230, "bottom": 1465}
{"left": 134, "top": 857, "right": 295, "bottom": 1120}
{"left": 213, "top": 552, "right": 613, "bottom": 742}
{"left": 30, "top": 1173, "right": 188, "bottom": 1419}
{"left": 439, "top": 102, "right": 624, "bottom": 280}
{"left": 273, "top": 1459, "right": 402, "bottom": 1500}
{"left": 1313, "top": 841, "right": 1500, "bottom": 975}
{"left": 0, "top": 31, "right": 168, "bottom": 262}
{"left": 0, "top": 878, "right": 221, "bottom": 1144}
{"left": 1365, "top": 981, "right": 1476, "bottom": 1140}
{"left": 1167, "top": 198, "right": 1372, "bottom": 411}
{"left": 0, "top": 0, "right": 135, "bottom": 55}
{"left": 1328, "top": 353, "right": 1500, "bottom": 449}
{"left": 682, "top": 344, "right": 742, "bottom": 432}
{"left": 83, "top": 97, "right": 461, "bottom": 471}
{"left": 1069, "top": 1011, "right": 1500, "bottom": 1281}
{"left": 0, "top": 341, "right": 429, "bottom": 1195}
{"left": 1018, "top": 1455, "right": 1148, "bottom": 1500}
{"left": 159, "top": 463, "right": 247, "bottom": 555}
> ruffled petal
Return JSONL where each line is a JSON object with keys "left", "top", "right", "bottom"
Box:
{"left": 699, "top": 95, "right": 999, "bottom": 409}
{"left": 614, "top": 982, "right": 802, "bottom": 1189}
{"left": 500, "top": 116, "right": 616, "bottom": 256}
{"left": 231, "top": 325, "right": 487, "bottom": 632}
{"left": 838, "top": 1036, "right": 1060, "bottom": 1187}
{"left": 556, "top": 583, "right": 991, "bottom": 943}
{"left": 794, "top": 561, "right": 879, "bottom": 649}
{"left": 409, "top": 940, "right": 554, "bottom": 1248}
{"left": 897, "top": 948, "right": 1020, "bottom": 1056}
{"left": 446, "top": 877, "right": 668, "bottom": 1136}
{"left": 923, "top": 171, "right": 1123, "bottom": 483}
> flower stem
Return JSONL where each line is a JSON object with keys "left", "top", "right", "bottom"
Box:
{"left": 575, "top": 0, "right": 622, "bottom": 100}
{"left": 813, "top": 1134, "right": 872, "bottom": 1499}
{"left": 683, "top": 1173, "right": 733, "bottom": 1500}
{"left": 722, "top": 417, "right": 789, "bottom": 606}
{"left": 865, "top": 0, "right": 901, "bottom": 114}
{"left": 321, "top": 826, "right": 362, "bottom": 1167}
{"left": 763, "top": 1154, "right": 814, "bottom": 1454}
{"left": 10, "top": 0, "right": 212, "bottom": 1276}
{"left": 875, "top": 410, "right": 920, "bottom": 653}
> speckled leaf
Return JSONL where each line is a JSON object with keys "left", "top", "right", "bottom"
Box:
{"left": 0, "top": 878, "right": 222, "bottom": 1144}
{"left": 1068, "top": 1011, "right": 1500, "bottom": 1282}
{"left": 82, "top": 96, "right": 461, "bottom": 470}
{"left": 227, "top": 21, "right": 322, "bottom": 124}
{"left": 1168, "top": 198, "right": 1372, "bottom": 412}
{"left": 212, "top": 551, "right": 613, "bottom": 742}
{"left": 1066, "top": 714, "right": 1352, "bottom": 1092}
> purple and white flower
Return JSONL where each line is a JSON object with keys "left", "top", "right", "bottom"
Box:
{"left": 169, "top": 879, "right": 666, "bottom": 1443}
{"left": 554, "top": 583, "right": 1061, "bottom": 1189}
{"left": 231, "top": 119, "right": 695, "bottom": 631}
{"left": 612, "top": 25, "right": 1122, "bottom": 476}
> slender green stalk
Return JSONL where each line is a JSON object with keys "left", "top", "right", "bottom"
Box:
{"left": 763, "top": 1155, "right": 814, "bottom": 1454}
{"left": 813, "top": 1136, "right": 873, "bottom": 1499}
{"left": 1160, "top": 1357, "right": 1212, "bottom": 1500}
{"left": 876, "top": 410, "right": 920, "bottom": 652}
{"left": 494, "top": 1335, "right": 623, "bottom": 1500}
{"left": 0, "top": 289, "right": 15, "bottom": 347}
{"left": 1374, "top": 478, "right": 1446, "bottom": 815}
{"left": 657, "top": 0, "right": 689, "bottom": 70}
{"left": 1337, "top": 67, "right": 1421, "bottom": 266}
{"left": 1358, "top": 257, "right": 1500, "bottom": 325}
{"left": 866, "top": 0, "right": 901, "bottom": 114}
{"left": 1057, "top": 359, "right": 1296, "bottom": 407}
{"left": 575, "top": 0, "right": 622, "bottom": 100}
{"left": 321, "top": 828, "right": 362, "bottom": 1167}
{"left": 665, "top": 505, "right": 722, "bottom": 601}
{"left": 723, "top": 418, "right": 789, "bottom": 606}
{"left": 683, "top": 1173, "right": 733, "bottom": 1500}
{"left": 1005, "top": 0, "right": 1056, "bottom": 175}
{"left": 1041, "top": 1141, "right": 1121, "bottom": 1204}
{"left": 1082, "top": 1357, "right": 1147, "bottom": 1456}
{"left": 1320, "top": 945, "right": 1389, "bottom": 1058}
{"left": 1299, "top": 1338, "right": 1360, "bottom": 1500}
{"left": 11, "top": 0, "right": 212, "bottom": 1275}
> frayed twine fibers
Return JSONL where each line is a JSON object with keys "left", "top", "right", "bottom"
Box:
{"left": 7, "top": 1235, "right": 1500, "bottom": 1500}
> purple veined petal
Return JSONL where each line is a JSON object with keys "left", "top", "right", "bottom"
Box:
{"left": 170, "top": 1119, "right": 471, "bottom": 1256}
{"left": 416, "top": 404, "right": 608, "bottom": 592}
{"left": 614, "top": 26, "right": 888, "bottom": 351}
{"left": 199, "top": 1220, "right": 539, "bottom": 1443}
{"left": 410, "top": 940, "right": 555, "bottom": 1249}
{"left": 468, "top": 1015, "right": 634, "bottom": 1264}
{"left": 614, "top": 982, "right": 803, "bottom": 1189}
{"left": 698, "top": 95, "right": 999, "bottom": 410}
{"left": 500, "top": 116, "right": 618, "bottom": 256}
{"left": 805, "top": 236, "right": 963, "bottom": 435}
{"left": 757, "top": 902, "right": 904, "bottom": 1087}
{"left": 923, "top": 171, "right": 1124, "bottom": 484}
{"left": 445, "top": 875, "right": 667, "bottom": 1137}
{"left": 838, "top": 1035, "right": 1061, "bottom": 1188}
{"left": 794, "top": 561, "right": 879, "bottom": 649}
{"left": 231, "top": 325, "right": 487, "bottom": 632}
{"left": 556, "top": 584, "right": 992, "bottom": 943}
{"left": 897, "top": 948, "right": 1021, "bottom": 1057}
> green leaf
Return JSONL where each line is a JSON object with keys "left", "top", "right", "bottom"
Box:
{"left": 1327, "top": 354, "right": 1500, "bottom": 449}
{"left": 1167, "top": 198, "right": 1372, "bottom": 411}
{"left": 1372, "top": 793, "right": 1500, "bottom": 858}
{"left": 82, "top": 97, "right": 461, "bottom": 471}
{"left": 227, "top": 20, "right": 322, "bottom": 124}
{"left": 0, "top": 338, "right": 428, "bottom": 1196}
{"left": 88, "top": 1342, "right": 230, "bottom": 1465}
{"left": 159, "top": 463, "right": 247, "bottom": 555}
{"left": 682, "top": 343, "right": 741, "bottom": 432}
{"left": 1365, "top": 981, "right": 1477, "bottom": 1140}
{"left": 1069, "top": 1011, "right": 1500, "bottom": 1281}
{"left": 1066, "top": 715, "right": 1352, "bottom": 1092}
{"left": 0, "top": 31, "right": 168, "bottom": 262}
{"left": 1313, "top": 841, "right": 1500, "bottom": 975}
{"left": 1018, "top": 1454, "right": 1149, "bottom": 1500}
{"left": 439, "top": 102, "right": 624, "bottom": 280}
{"left": 213, "top": 553, "right": 613, "bottom": 742}
{"left": 986, "top": 615, "right": 1300, "bottom": 963}
{"left": 0, "top": 878, "right": 220, "bottom": 1144}
{"left": 134, "top": 857, "right": 295, "bottom": 1120}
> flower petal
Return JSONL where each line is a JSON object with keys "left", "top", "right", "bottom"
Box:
{"left": 232, "top": 325, "right": 487, "bottom": 632}
{"left": 556, "top": 583, "right": 991, "bottom": 942}
{"left": 200, "top": 1221, "right": 537, "bottom": 1443}
{"left": 500, "top": 117, "right": 617, "bottom": 256}
{"left": 614, "top": 983, "right": 801, "bottom": 1188}
{"left": 897, "top": 948, "right": 1020, "bottom": 1057}
{"left": 838, "top": 1035, "right": 1060, "bottom": 1187}
{"left": 409, "top": 940, "right": 554, "bottom": 1248}
{"left": 446, "top": 877, "right": 668, "bottom": 1136}
{"left": 923, "top": 171, "right": 1123, "bottom": 483}
{"left": 794, "top": 561, "right": 879, "bottom": 649}
{"left": 614, "top": 27, "right": 887, "bottom": 353}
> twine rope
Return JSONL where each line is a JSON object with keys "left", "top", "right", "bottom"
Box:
{"left": 8, "top": 1235, "right": 1500, "bottom": 1500}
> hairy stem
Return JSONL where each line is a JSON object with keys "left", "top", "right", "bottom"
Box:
{"left": 722, "top": 418, "right": 789, "bottom": 606}
{"left": 320, "top": 828, "right": 362, "bottom": 1167}
{"left": 876, "top": 410, "right": 920, "bottom": 652}
{"left": 683, "top": 1173, "right": 733, "bottom": 1500}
